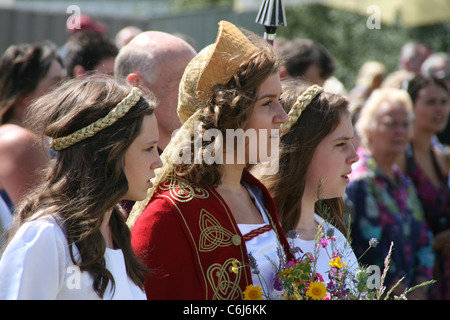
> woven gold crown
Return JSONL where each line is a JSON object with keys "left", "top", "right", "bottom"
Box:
{"left": 177, "top": 44, "right": 214, "bottom": 124}
{"left": 196, "top": 21, "right": 258, "bottom": 96}
{"left": 280, "top": 84, "right": 323, "bottom": 137}
{"left": 50, "top": 87, "right": 142, "bottom": 151}
{"left": 177, "top": 20, "right": 258, "bottom": 123}
{"left": 178, "top": 21, "right": 258, "bottom": 120}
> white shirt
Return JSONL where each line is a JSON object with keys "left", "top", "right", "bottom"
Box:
{"left": 291, "top": 214, "right": 358, "bottom": 284}
{"left": 238, "top": 183, "right": 280, "bottom": 299}
{"left": 0, "top": 214, "right": 146, "bottom": 300}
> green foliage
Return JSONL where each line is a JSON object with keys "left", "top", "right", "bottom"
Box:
{"left": 278, "top": 4, "right": 450, "bottom": 90}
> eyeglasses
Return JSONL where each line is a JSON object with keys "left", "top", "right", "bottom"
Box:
{"left": 435, "top": 70, "right": 450, "bottom": 81}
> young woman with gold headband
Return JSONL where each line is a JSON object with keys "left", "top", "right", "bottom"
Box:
{"left": 0, "top": 77, "right": 162, "bottom": 299}
{"left": 256, "top": 79, "right": 360, "bottom": 284}
{"left": 128, "top": 21, "right": 293, "bottom": 300}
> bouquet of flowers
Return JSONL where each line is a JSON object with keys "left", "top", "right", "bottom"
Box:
{"left": 270, "top": 224, "right": 367, "bottom": 300}
{"left": 236, "top": 182, "right": 435, "bottom": 300}
{"left": 238, "top": 225, "right": 435, "bottom": 300}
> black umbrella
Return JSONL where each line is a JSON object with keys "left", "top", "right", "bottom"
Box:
{"left": 255, "top": 0, "right": 287, "bottom": 45}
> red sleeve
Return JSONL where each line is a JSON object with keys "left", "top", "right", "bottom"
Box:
{"left": 131, "top": 196, "right": 203, "bottom": 299}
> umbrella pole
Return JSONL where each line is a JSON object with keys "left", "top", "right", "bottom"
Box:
{"left": 255, "top": 0, "right": 287, "bottom": 46}
{"left": 264, "top": 26, "right": 277, "bottom": 46}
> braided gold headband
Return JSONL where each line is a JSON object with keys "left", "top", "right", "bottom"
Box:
{"left": 50, "top": 87, "right": 142, "bottom": 151}
{"left": 280, "top": 84, "right": 323, "bottom": 137}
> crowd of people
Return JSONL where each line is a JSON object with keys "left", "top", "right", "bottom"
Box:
{"left": 0, "top": 14, "right": 449, "bottom": 300}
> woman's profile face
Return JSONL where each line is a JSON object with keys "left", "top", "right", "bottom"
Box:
{"left": 122, "top": 114, "right": 162, "bottom": 202}
{"left": 244, "top": 72, "right": 288, "bottom": 165}
{"left": 305, "top": 112, "right": 359, "bottom": 200}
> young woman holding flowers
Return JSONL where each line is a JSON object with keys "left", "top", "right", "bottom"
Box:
{"left": 261, "top": 79, "right": 358, "bottom": 283}
{"left": 257, "top": 79, "right": 360, "bottom": 288}
{"left": 127, "top": 21, "right": 293, "bottom": 300}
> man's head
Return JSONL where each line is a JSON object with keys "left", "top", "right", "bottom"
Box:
{"left": 115, "top": 31, "right": 197, "bottom": 150}
{"left": 65, "top": 31, "right": 118, "bottom": 78}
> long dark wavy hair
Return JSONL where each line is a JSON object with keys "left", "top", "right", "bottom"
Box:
{"left": 7, "top": 76, "right": 154, "bottom": 298}
{"left": 260, "top": 78, "right": 350, "bottom": 236}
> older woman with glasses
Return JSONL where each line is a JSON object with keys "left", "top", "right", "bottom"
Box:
{"left": 345, "top": 87, "right": 434, "bottom": 299}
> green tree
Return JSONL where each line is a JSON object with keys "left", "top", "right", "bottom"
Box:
{"left": 278, "top": 4, "right": 450, "bottom": 90}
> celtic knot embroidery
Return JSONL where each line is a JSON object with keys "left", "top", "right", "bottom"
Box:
{"left": 206, "top": 258, "right": 243, "bottom": 300}
{"left": 159, "top": 175, "right": 209, "bottom": 202}
{"left": 198, "top": 209, "right": 235, "bottom": 252}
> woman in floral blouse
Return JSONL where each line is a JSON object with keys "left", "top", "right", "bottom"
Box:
{"left": 398, "top": 75, "right": 450, "bottom": 299}
{"left": 345, "top": 87, "right": 435, "bottom": 299}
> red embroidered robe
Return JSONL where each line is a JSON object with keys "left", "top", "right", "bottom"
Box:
{"left": 131, "top": 170, "right": 292, "bottom": 300}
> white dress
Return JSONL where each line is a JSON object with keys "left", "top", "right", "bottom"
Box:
{"left": 238, "top": 182, "right": 281, "bottom": 299}
{"left": 291, "top": 214, "right": 358, "bottom": 284}
{"left": 0, "top": 214, "right": 146, "bottom": 300}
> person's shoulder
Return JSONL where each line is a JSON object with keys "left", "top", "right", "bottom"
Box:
{"left": 133, "top": 186, "right": 187, "bottom": 230}
{"left": 153, "top": 175, "right": 211, "bottom": 205}
{"left": 133, "top": 176, "right": 216, "bottom": 233}
{"left": 142, "top": 192, "right": 179, "bottom": 218}
{"left": 0, "top": 124, "right": 39, "bottom": 146}
{"left": 0, "top": 125, "right": 42, "bottom": 157}
{"left": 6, "top": 213, "right": 68, "bottom": 256}
{"left": 19, "top": 213, "right": 65, "bottom": 239}
{"left": 131, "top": 193, "right": 187, "bottom": 251}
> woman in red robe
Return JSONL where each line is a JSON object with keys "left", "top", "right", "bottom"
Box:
{"left": 127, "top": 21, "right": 293, "bottom": 300}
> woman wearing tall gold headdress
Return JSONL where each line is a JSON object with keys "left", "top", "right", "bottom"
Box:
{"left": 128, "top": 20, "right": 293, "bottom": 300}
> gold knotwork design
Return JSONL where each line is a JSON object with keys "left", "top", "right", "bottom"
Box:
{"left": 198, "top": 209, "right": 235, "bottom": 252}
{"left": 206, "top": 258, "right": 243, "bottom": 300}
{"left": 159, "top": 175, "right": 209, "bottom": 203}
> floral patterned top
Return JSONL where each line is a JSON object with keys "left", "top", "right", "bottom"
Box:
{"left": 344, "top": 148, "right": 435, "bottom": 289}
{"left": 405, "top": 143, "right": 450, "bottom": 299}
{"left": 405, "top": 144, "right": 450, "bottom": 236}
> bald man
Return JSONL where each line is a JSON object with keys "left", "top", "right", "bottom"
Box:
{"left": 114, "top": 31, "right": 197, "bottom": 151}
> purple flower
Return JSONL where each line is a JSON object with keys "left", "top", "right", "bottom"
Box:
{"left": 326, "top": 227, "right": 335, "bottom": 238}
{"left": 273, "top": 275, "right": 283, "bottom": 291}
{"left": 286, "top": 230, "right": 298, "bottom": 239}
{"left": 248, "top": 252, "right": 260, "bottom": 275}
